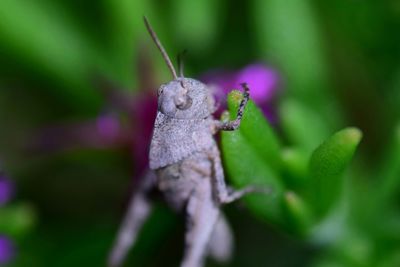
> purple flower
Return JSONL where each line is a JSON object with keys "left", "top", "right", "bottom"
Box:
{"left": 0, "top": 236, "right": 15, "bottom": 264}
{"left": 234, "top": 63, "right": 280, "bottom": 103}
{"left": 202, "top": 63, "right": 280, "bottom": 103}
{"left": 0, "top": 175, "right": 14, "bottom": 206}
{"left": 201, "top": 63, "right": 280, "bottom": 123}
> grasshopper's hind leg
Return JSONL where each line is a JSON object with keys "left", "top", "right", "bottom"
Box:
{"left": 181, "top": 178, "right": 220, "bottom": 267}
{"left": 108, "top": 171, "right": 156, "bottom": 267}
{"left": 207, "top": 214, "right": 233, "bottom": 263}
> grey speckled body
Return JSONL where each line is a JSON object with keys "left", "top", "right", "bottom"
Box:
{"left": 156, "top": 150, "right": 214, "bottom": 211}
{"left": 108, "top": 78, "right": 254, "bottom": 267}
{"left": 108, "top": 18, "right": 257, "bottom": 267}
{"left": 149, "top": 79, "right": 216, "bottom": 170}
{"left": 146, "top": 78, "right": 244, "bottom": 267}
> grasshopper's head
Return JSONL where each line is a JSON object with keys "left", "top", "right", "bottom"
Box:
{"left": 144, "top": 17, "right": 215, "bottom": 119}
{"left": 157, "top": 78, "right": 215, "bottom": 119}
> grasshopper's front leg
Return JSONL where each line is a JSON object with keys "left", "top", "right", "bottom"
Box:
{"left": 108, "top": 171, "right": 156, "bottom": 267}
{"left": 214, "top": 83, "right": 250, "bottom": 131}
{"left": 211, "top": 83, "right": 260, "bottom": 204}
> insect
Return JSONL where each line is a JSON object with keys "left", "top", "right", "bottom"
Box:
{"left": 108, "top": 17, "right": 262, "bottom": 267}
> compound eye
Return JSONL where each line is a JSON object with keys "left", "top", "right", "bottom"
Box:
{"left": 175, "top": 94, "right": 193, "bottom": 110}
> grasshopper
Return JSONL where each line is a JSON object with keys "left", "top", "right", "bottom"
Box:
{"left": 108, "top": 17, "right": 260, "bottom": 267}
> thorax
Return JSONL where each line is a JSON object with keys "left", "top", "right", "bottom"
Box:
{"left": 149, "top": 112, "right": 216, "bottom": 170}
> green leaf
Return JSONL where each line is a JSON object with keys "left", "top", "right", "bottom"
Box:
{"left": 282, "top": 191, "right": 313, "bottom": 235}
{"left": 221, "top": 90, "right": 284, "bottom": 224}
{"left": 226, "top": 90, "right": 281, "bottom": 170}
{"left": 280, "top": 99, "right": 331, "bottom": 153}
{"left": 307, "top": 128, "right": 362, "bottom": 217}
{"left": 281, "top": 148, "right": 309, "bottom": 189}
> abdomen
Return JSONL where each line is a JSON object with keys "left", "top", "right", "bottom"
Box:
{"left": 155, "top": 149, "right": 215, "bottom": 211}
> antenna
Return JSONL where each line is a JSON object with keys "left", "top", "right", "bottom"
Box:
{"left": 143, "top": 16, "right": 178, "bottom": 80}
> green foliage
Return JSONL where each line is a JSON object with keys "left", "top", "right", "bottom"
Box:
{"left": 280, "top": 148, "right": 309, "bottom": 189}
{"left": 282, "top": 191, "right": 313, "bottom": 236}
{"left": 0, "top": 203, "right": 36, "bottom": 239}
{"left": 226, "top": 90, "right": 282, "bottom": 170}
{"left": 252, "top": 0, "right": 328, "bottom": 103}
{"left": 0, "top": 0, "right": 100, "bottom": 111}
{"left": 306, "top": 128, "right": 362, "bottom": 217}
{"left": 280, "top": 99, "right": 331, "bottom": 153}
{"left": 222, "top": 91, "right": 362, "bottom": 237}
{"left": 221, "top": 91, "right": 284, "bottom": 224}
{"left": 374, "top": 124, "right": 400, "bottom": 210}
{"left": 171, "top": 0, "right": 222, "bottom": 52}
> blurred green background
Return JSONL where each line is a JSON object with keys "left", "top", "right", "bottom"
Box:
{"left": 0, "top": 0, "right": 400, "bottom": 266}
